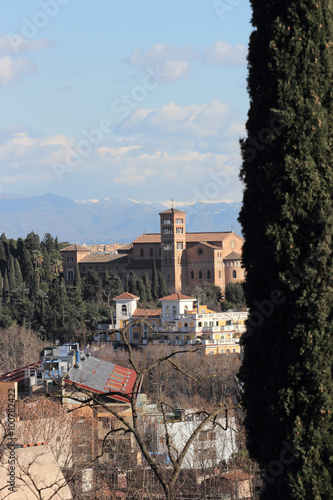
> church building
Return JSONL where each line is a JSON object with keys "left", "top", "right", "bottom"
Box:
{"left": 61, "top": 208, "right": 244, "bottom": 293}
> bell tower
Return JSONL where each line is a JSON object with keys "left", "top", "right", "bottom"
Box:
{"left": 159, "top": 207, "right": 186, "bottom": 292}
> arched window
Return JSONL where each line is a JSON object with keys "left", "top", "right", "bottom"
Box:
{"left": 150, "top": 248, "right": 153, "bottom": 257}
{"left": 226, "top": 349, "right": 230, "bottom": 356}
{"left": 184, "top": 322, "right": 188, "bottom": 328}
{"left": 133, "top": 332, "right": 139, "bottom": 340}
{"left": 191, "top": 271, "right": 194, "bottom": 279}
{"left": 232, "top": 270, "right": 237, "bottom": 279}
{"left": 172, "top": 305, "right": 177, "bottom": 315}
{"left": 166, "top": 305, "right": 170, "bottom": 317}
{"left": 184, "top": 305, "right": 188, "bottom": 316}
{"left": 207, "top": 270, "right": 211, "bottom": 279}
{"left": 121, "top": 304, "right": 127, "bottom": 315}
{"left": 199, "top": 270, "right": 202, "bottom": 279}
{"left": 140, "top": 248, "right": 144, "bottom": 258}
{"left": 218, "top": 270, "right": 222, "bottom": 278}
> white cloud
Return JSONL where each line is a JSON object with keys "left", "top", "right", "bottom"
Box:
{"left": 202, "top": 41, "right": 247, "bottom": 66}
{"left": 0, "top": 34, "right": 54, "bottom": 56}
{"left": 0, "top": 55, "right": 36, "bottom": 87}
{"left": 119, "top": 100, "right": 231, "bottom": 139}
{"left": 124, "top": 41, "right": 247, "bottom": 81}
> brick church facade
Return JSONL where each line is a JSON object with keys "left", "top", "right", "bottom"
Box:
{"left": 61, "top": 208, "right": 244, "bottom": 293}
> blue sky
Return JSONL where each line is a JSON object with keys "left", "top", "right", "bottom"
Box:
{"left": 0, "top": 0, "right": 252, "bottom": 204}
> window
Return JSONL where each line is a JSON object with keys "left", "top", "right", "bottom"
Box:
{"left": 198, "top": 322, "right": 202, "bottom": 327}
{"left": 67, "top": 257, "right": 73, "bottom": 263}
{"left": 166, "top": 305, "right": 170, "bottom": 316}
{"left": 163, "top": 219, "right": 171, "bottom": 224}
{"left": 184, "top": 306, "right": 188, "bottom": 315}
{"left": 199, "top": 271, "right": 202, "bottom": 279}
{"left": 140, "top": 248, "right": 144, "bottom": 258}
{"left": 184, "top": 322, "right": 188, "bottom": 327}
{"left": 159, "top": 248, "right": 161, "bottom": 256}
{"left": 176, "top": 227, "right": 183, "bottom": 233}
{"left": 172, "top": 306, "right": 177, "bottom": 315}
{"left": 175, "top": 218, "right": 183, "bottom": 223}
{"left": 232, "top": 270, "right": 237, "bottom": 279}
{"left": 191, "top": 271, "right": 194, "bottom": 279}
{"left": 207, "top": 270, "right": 211, "bottom": 279}
{"left": 150, "top": 248, "right": 153, "bottom": 257}
{"left": 133, "top": 332, "right": 139, "bottom": 340}
{"left": 197, "top": 248, "right": 203, "bottom": 255}
{"left": 67, "top": 270, "right": 74, "bottom": 280}
{"left": 177, "top": 242, "right": 183, "bottom": 250}
{"left": 121, "top": 304, "right": 127, "bottom": 315}
{"left": 218, "top": 270, "right": 222, "bottom": 279}
{"left": 82, "top": 266, "right": 85, "bottom": 271}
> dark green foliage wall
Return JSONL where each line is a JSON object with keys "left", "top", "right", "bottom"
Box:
{"left": 239, "top": 1, "right": 333, "bottom": 498}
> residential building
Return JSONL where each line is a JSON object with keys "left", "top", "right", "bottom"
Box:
{"left": 108, "top": 292, "right": 247, "bottom": 355}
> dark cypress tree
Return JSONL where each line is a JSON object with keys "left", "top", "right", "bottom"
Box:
{"left": 0, "top": 240, "right": 6, "bottom": 277}
{"left": 239, "top": 2, "right": 333, "bottom": 498}
{"left": 128, "top": 271, "right": 139, "bottom": 296}
{"left": 42, "top": 247, "right": 51, "bottom": 283}
{"left": 73, "top": 263, "right": 83, "bottom": 304}
{"left": 143, "top": 272, "right": 153, "bottom": 303}
{"left": 137, "top": 277, "right": 147, "bottom": 304}
{"left": 7, "top": 254, "right": 16, "bottom": 291}
{"left": 158, "top": 272, "right": 168, "bottom": 298}
{"left": 2, "top": 268, "right": 9, "bottom": 304}
{"left": 151, "top": 261, "right": 159, "bottom": 301}
{"left": 14, "top": 258, "right": 23, "bottom": 289}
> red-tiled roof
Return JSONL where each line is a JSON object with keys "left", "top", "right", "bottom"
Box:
{"left": 132, "top": 308, "right": 161, "bottom": 317}
{"left": 60, "top": 244, "right": 90, "bottom": 252}
{"left": 160, "top": 293, "right": 194, "bottom": 301}
{"left": 132, "top": 232, "right": 243, "bottom": 245}
{"left": 113, "top": 292, "right": 140, "bottom": 300}
{"left": 0, "top": 362, "right": 41, "bottom": 383}
{"left": 159, "top": 208, "right": 187, "bottom": 215}
{"left": 80, "top": 254, "right": 128, "bottom": 264}
{"left": 224, "top": 251, "right": 242, "bottom": 260}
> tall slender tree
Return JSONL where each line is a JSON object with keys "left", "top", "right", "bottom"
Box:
{"left": 239, "top": 2, "right": 333, "bottom": 498}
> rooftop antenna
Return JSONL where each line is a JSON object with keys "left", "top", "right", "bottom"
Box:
{"left": 171, "top": 197, "right": 174, "bottom": 210}
{"left": 231, "top": 226, "right": 233, "bottom": 232}
{"left": 144, "top": 228, "right": 146, "bottom": 234}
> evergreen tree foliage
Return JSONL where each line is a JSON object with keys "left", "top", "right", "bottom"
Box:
{"left": 158, "top": 272, "right": 168, "bottom": 298}
{"left": 14, "top": 258, "right": 23, "bottom": 289}
{"left": 73, "top": 263, "right": 83, "bottom": 304}
{"left": 128, "top": 271, "right": 139, "bottom": 296}
{"left": 151, "top": 261, "right": 159, "bottom": 300}
{"left": 239, "top": 2, "right": 333, "bottom": 498}
{"left": 82, "top": 270, "right": 102, "bottom": 302}
{"left": 3, "top": 269, "right": 9, "bottom": 304}
{"left": 225, "top": 282, "right": 245, "bottom": 305}
{"left": 0, "top": 240, "right": 6, "bottom": 277}
{"left": 143, "top": 272, "right": 153, "bottom": 302}
{"left": 42, "top": 247, "right": 51, "bottom": 283}
{"left": 137, "top": 277, "right": 147, "bottom": 303}
{"left": 7, "top": 254, "right": 16, "bottom": 291}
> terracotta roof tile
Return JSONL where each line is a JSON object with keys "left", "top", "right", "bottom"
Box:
{"left": 132, "top": 232, "right": 243, "bottom": 244}
{"left": 159, "top": 208, "right": 187, "bottom": 214}
{"left": 224, "top": 251, "right": 242, "bottom": 260}
{"left": 60, "top": 244, "right": 90, "bottom": 252}
{"left": 80, "top": 254, "right": 128, "bottom": 264}
{"left": 113, "top": 292, "right": 140, "bottom": 300}
{"left": 160, "top": 293, "right": 194, "bottom": 301}
{"left": 132, "top": 308, "right": 161, "bottom": 317}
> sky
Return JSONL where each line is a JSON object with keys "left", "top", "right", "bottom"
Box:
{"left": 0, "top": 0, "right": 252, "bottom": 204}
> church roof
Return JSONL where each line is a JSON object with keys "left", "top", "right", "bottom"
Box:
{"left": 224, "top": 251, "right": 242, "bottom": 260}
{"left": 132, "top": 231, "right": 242, "bottom": 244}
{"left": 60, "top": 244, "right": 90, "bottom": 252}
{"left": 160, "top": 293, "right": 194, "bottom": 301}
{"left": 113, "top": 292, "right": 140, "bottom": 300}
{"left": 80, "top": 254, "right": 128, "bottom": 264}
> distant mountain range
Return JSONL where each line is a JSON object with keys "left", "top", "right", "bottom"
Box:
{"left": 0, "top": 194, "right": 243, "bottom": 244}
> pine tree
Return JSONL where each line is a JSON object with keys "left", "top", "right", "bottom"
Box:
{"left": 151, "top": 261, "right": 159, "bottom": 301}
{"left": 239, "top": 2, "right": 333, "bottom": 498}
